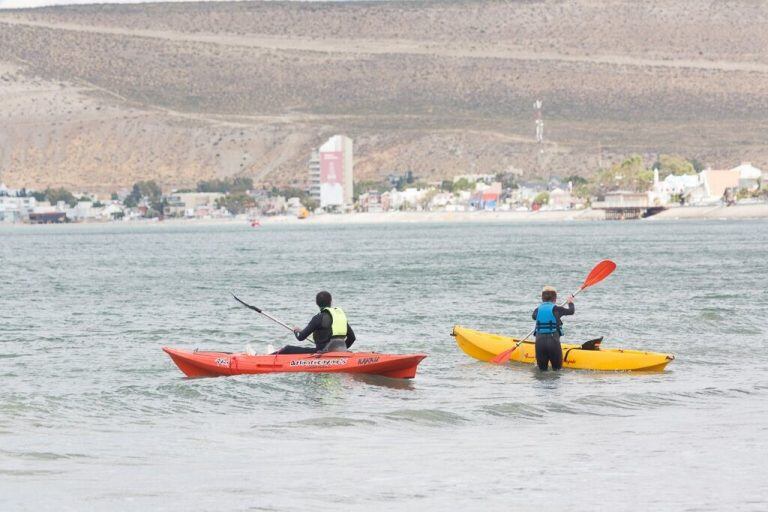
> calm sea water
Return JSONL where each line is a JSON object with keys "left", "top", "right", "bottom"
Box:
{"left": 1, "top": 219, "right": 767, "bottom": 511}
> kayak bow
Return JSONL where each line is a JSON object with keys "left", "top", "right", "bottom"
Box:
{"left": 453, "top": 326, "right": 674, "bottom": 371}
{"left": 163, "top": 347, "right": 427, "bottom": 379}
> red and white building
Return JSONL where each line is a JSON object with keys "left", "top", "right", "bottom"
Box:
{"left": 309, "top": 135, "right": 354, "bottom": 211}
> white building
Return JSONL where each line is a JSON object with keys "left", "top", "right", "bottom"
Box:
{"left": 0, "top": 196, "right": 36, "bottom": 223}
{"left": 286, "top": 197, "right": 303, "bottom": 217}
{"left": 165, "top": 192, "right": 224, "bottom": 217}
{"left": 549, "top": 187, "right": 574, "bottom": 210}
{"left": 98, "top": 203, "right": 125, "bottom": 221}
{"left": 388, "top": 187, "right": 428, "bottom": 211}
{"left": 648, "top": 169, "right": 704, "bottom": 205}
{"left": 317, "top": 135, "right": 354, "bottom": 211}
{"left": 732, "top": 162, "right": 764, "bottom": 189}
{"left": 66, "top": 201, "right": 95, "bottom": 221}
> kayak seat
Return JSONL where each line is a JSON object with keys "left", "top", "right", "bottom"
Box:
{"left": 320, "top": 339, "right": 350, "bottom": 353}
{"left": 580, "top": 337, "right": 603, "bottom": 350}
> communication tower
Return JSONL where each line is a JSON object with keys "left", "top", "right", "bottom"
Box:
{"left": 534, "top": 99, "right": 543, "bottom": 144}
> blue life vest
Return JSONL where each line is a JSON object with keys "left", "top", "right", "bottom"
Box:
{"left": 535, "top": 302, "right": 561, "bottom": 335}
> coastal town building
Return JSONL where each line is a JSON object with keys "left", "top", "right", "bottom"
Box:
{"left": 286, "top": 197, "right": 303, "bottom": 217}
{"left": 649, "top": 169, "right": 700, "bottom": 205}
{"left": 307, "top": 149, "right": 320, "bottom": 205}
{"left": 732, "top": 162, "right": 764, "bottom": 189}
{"left": 0, "top": 195, "right": 36, "bottom": 223}
{"left": 593, "top": 191, "right": 658, "bottom": 220}
{"left": 511, "top": 182, "right": 546, "bottom": 205}
{"left": 470, "top": 182, "right": 502, "bottom": 210}
{"left": 28, "top": 211, "right": 67, "bottom": 224}
{"left": 429, "top": 192, "right": 454, "bottom": 211}
{"left": 165, "top": 192, "right": 224, "bottom": 217}
{"left": 357, "top": 190, "right": 383, "bottom": 213}
{"left": 311, "top": 135, "right": 354, "bottom": 211}
{"left": 649, "top": 164, "right": 765, "bottom": 205}
{"left": 549, "top": 187, "right": 575, "bottom": 210}
{"left": 700, "top": 169, "right": 740, "bottom": 201}
{"left": 66, "top": 201, "right": 95, "bottom": 222}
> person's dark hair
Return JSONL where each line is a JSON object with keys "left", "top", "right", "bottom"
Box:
{"left": 541, "top": 290, "right": 557, "bottom": 302}
{"left": 316, "top": 291, "right": 332, "bottom": 308}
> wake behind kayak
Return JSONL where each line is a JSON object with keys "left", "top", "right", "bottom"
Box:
{"left": 163, "top": 347, "right": 427, "bottom": 379}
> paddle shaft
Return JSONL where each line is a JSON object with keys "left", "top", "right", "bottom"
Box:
{"left": 256, "top": 310, "right": 295, "bottom": 333}
{"left": 232, "top": 294, "right": 295, "bottom": 333}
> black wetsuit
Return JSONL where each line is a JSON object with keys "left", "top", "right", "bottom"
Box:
{"left": 276, "top": 310, "right": 356, "bottom": 354}
{"left": 531, "top": 302, "right": 575, "bottom": 371}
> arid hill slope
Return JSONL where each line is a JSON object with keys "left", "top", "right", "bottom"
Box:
{"left": 1, "top": 1, "right": 767, "bottom": 191}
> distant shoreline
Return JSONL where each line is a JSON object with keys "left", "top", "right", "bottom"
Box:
{"left": 2, "top": 203, "right": 767, "bottom": 229}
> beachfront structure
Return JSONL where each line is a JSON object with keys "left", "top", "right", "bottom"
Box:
{"left": 388, "top": 187, "right": 421, "bottom": 211}
{"left": 29, "top": 211, "right": 67, "bottom": 224}
{"left": 510, "top": 182, "right": 547, "bottom": 205}
{"left": 66, "top": 201, "right": 95, "bottom": 222}
{"left": 592, "top": 191, "right": 664, "bottom": 220}
{"left": 599, "top": 191, "right": 649, "bottom": 208}
{"left": 549, "top": 187, "right": 574, "bottom": 210}
{"left": 165, "top": 192, "right": 224, "bottom": 217}
{"left": 650, "top": 167, "right": 752, "bottom": 205}
{"left": 286, "top": 197, "right": 303, "bottom": 217}
{"left": 732, "top": 162, "right": 764, "bottom": 189}
{"left": 357, "top": 191, "right": 383, "bottom": 213}
{"left": 317, "top": 135, "right": 353, "bottom": 211}
{"left": 429, "top": 192, "right": 455, "bottom": 210}
{"left": 700, "top": 169, "right": 740, "bottom": 201}
{"left": 0, "top": 195, "right": 36, "bottom": 223}
{"left": 648, "top": 169, "right": 702, "bottom": 205}
{"left": 470, "top": 181, "right": 502, "bottom": 210}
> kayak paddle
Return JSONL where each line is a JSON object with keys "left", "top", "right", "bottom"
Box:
{"left": 490, "top": 259, "right": 617, "bottom": 365}
{"left": 231, "top": 293, "right": 295, "bottom": 333}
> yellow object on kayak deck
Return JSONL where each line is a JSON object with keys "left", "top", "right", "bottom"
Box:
{"left": 452, "top": 325, "right": 674, "bottom": 371}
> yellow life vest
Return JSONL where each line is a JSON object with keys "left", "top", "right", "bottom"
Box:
{"left": 322, "top": 307, "right": 348, "bottom": 337}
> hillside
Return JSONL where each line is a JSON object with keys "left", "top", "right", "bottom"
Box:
{"left": 1, "top": 0, "right": 767, "bottom": 191}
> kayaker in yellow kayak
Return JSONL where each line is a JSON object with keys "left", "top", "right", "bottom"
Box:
{"left": 532, "top": 286, "right": 574, "bottom": 371}
{"left": 275, "top": 291, "right": 356, "bottom": 354}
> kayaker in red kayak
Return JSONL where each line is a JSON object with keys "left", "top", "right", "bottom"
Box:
{"left": 274, "top": 291, "right": 356, "bottom": 354}
{"left": 532, "top": 286, "right": 574, "bottom": 371}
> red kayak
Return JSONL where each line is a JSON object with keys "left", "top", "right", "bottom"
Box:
{"left": 163, "top": 347, "right": 427, "bottom": 379}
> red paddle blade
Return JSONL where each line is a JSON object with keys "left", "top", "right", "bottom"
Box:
{"left": 490, "top": 347, "right": 514, "bottom": 365}
{"left": 581, "top": 259, "right": 616, "bottom": 290}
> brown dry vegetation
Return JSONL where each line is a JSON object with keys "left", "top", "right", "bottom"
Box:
{"left": 0, "top": 0, "right": 767, "bottom": 191}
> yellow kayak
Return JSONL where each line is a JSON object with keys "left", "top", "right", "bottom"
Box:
{"left": 452, "top": 325, "right": 674, "bottom": 371}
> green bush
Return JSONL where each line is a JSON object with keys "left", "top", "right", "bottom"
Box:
{"left": 534, "top": 191, "right": 550, "bottom": 205}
